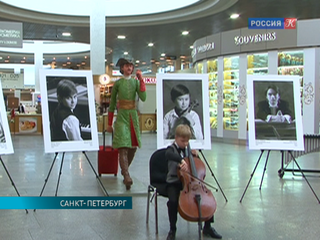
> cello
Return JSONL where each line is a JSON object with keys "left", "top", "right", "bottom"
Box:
{"left": 178, "top": 143, "right": 217, "bottom": 237}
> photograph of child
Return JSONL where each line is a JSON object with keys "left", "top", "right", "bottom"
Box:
{"left": 49, "top": 79, "right": 83, "bottom": 141}
{"left": 47, "top": 77, "right": 91, "bottom": 142}
{"left": 163, "top": 83, "right": 203, "bottom": 140}
{"left": 156, "top": 73, "right": 211, "bottom": 150}
{"left": 0, "top": 118, "right": 6, "bottom": 143}
{"left": 40, "top": 69, "right": 98, "bottom": 153}
{"left": 0, "top": 82, "right": 14, "bottom": 154}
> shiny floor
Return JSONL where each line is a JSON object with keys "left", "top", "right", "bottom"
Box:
{"left": 1, "top": 133, "right": 320, "bottom": 240}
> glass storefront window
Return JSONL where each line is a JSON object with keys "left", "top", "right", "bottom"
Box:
{"left": 278, "top": 50, "right": 304, "bottom": 114}
{"left": 223, "top": 56, "right": 239, "bottom": 131}
{"left": 207, "top": 59, "right": 218, "bottom": 129}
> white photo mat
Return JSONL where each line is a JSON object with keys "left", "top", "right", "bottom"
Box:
{"left": 247, "top": 74, "right": 304, "bottom": 151}
{"left": 40, "top": 69, "right": 98, "bottom": 153}
{"left": 0, "top": 80, "right": 14, "bottom": 154}
{"left": 156, "top": 73, "right": 211, "bottom": 150}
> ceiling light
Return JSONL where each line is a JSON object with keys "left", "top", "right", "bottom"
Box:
{"left": 148, "top": 43, "right": 154, "bottom": 47}
{"left": 182, "top": 31, "right": 189, "bottom": 35}
{"left": 62, "top": 32, "right": 71, "bottom": 36}
{"left": 161, "top": 53, "right": 166, "bottom": 57}
{"left": 124, "top": 52, "right": 128, "bottom": 55}
{"left": 117, "top": 35, "right": 126, "bottom": 39}
{"left": 136, "top": 60, "right": 140, "bottom": 63}
{"left": 189, "top": 46, "right": 194, "bottom": 49}
{"left": 230, "top": 13, "right": 239, "bottom": 19}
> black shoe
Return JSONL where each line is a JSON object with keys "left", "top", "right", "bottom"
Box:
{"left": 203, "top": 227, "right": 222, "bottom": 239}
{"left": 166, "top": 230, "right": 176, "bottom": 240}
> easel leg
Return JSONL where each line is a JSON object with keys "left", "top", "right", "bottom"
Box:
{"left": 55, "top": 152, "right": 65, "bottom": 196}
{"left": 240, "top": 150, "right": 266, "bottom": 203}
{"left": 199, "top": 150, "right": 228, "bottom": 202}
{"left": 289, "top": 151, "right": 320, "bottom": 203}
{"left": 259, "top": 150, "right": 271, "bottom": 190}
{"left": 38, "top": 152, "right": 59, "bottom": 198}
{"left": 82, "top": 151, "right": 109, "bottom": 196}
{"left": 0, "top": 156, "right": 28, "bottom": 214}
{"left": 35, "top": 152, "right": 59, "bottom": 211}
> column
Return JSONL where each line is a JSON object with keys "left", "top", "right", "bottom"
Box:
{"left": 34, "top": 41, "right": 43, "bottom": 92}
{"left": 268, "top": 51, "right": 278, "bottom": 74}
{"left": 90, "top": 0, "right": 106, "bottom": 75}
{"left": 238, "top": 54, "right": 247, "bottom": 140}
{"left": 303, "top": 48, "right": 320, "bottom": 134}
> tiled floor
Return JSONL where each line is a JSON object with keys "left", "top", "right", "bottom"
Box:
{"left": 1, "top": 133, "right": 320, "bottom": 239}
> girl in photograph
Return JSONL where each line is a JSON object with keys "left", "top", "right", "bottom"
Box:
{"left": 50, "top": 79, "right": 83, "bottom": 141}
{"left": 163, "top": 84, "right": 203, "bottom": 140}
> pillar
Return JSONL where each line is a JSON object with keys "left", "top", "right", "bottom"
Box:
{"left": 90, "top": 0, "right": 106, "bottom": 75}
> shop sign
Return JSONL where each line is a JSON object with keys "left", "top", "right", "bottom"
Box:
{"left": 0, "top": 22, "right": 23, "bottom": 48}
{"left": 234, "top": 32, "right": 276, "bottom": 45}
{"left": 0, "top": 73, "right": 24, "bottom": 88}
{"left": 192, "top": 42, "right": 215, "bottom": 58}
{"left": 143, "top": 77, "right": 156, "bottom": 84}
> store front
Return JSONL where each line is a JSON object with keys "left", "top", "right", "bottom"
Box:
{"left": 192, "top": 19, "right": 320, "bottom": 139}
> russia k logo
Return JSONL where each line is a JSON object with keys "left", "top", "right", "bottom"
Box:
{"left": 284, "top": 18, "right": 297, "bottom": 29}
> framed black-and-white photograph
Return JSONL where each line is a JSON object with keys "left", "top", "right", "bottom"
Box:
{"left": 247, "top": 74, "right": 304, "bottom": 150}
{"left": 40, "top": 69, "right": 98, "bottom": 153}
{"left": 156, "top": 73, "right": 211, "bottom": 149}
{"left": 0, "top": 81, "right": 14, "bottom": 154}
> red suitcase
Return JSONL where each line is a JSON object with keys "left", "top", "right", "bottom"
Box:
{"left": 98, "top": 131, "right": 118, "bottom": 176}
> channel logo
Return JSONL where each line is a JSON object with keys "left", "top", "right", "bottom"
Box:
{"left": 248, "top": 18, "right": 297, "bottom": 29}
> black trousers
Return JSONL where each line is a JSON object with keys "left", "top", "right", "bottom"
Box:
{"left": 166, "top": 182, "right": 214, "bottom": 231}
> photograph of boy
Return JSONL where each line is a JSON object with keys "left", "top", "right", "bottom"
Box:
{"left": 47, "top": 77, "right": 92, "bottom": 142}
{"left": 163, "top": 80, "right": 204, "bottom": 140}
{"left": 0, "top": 117, "right": 6, "bottom": 143}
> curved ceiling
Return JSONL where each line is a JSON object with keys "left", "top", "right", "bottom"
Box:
{"left": 0, "top": 0, "right": 201, "bottom": 17}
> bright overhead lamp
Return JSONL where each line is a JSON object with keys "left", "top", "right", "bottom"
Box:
{"left": 62, "top": 32, "right": 71, "bottom": 36}
{"left": 124, "top": 52, "right": 128, "bottom": 55}
{"left": 182, "top": 31, "right": 189, "bottom": 35}
{"left": 118, "top": 35, "right": 126, "bottom": 39}
{"left": 230, "top": 13, "right": 239, "bottom": 19}
{"left": 148, "top": 43, "right": 154, "bottom": 47}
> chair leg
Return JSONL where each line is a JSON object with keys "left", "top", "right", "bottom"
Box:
{"left": 146, "top": 186, "right": 152, "bottom": 224}
{"left": 155, "top": 192, "right": 158, "bottom": 234}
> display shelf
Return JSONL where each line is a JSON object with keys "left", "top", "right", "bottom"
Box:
{"left": 207, "top": 59, "right": 218, "bottom": 129}
{"left": 277, "top": 50, "right": 304, "bottom": 112}
{"left": 247, "top": 53, "right": 268, "bottom": 75}
{"left": 223, "top": 56, "right": 239, "bottom": 130}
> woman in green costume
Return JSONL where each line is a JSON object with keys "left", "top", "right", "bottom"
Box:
{"left": 106, "top": 58, "right": 146, "bottom": 190}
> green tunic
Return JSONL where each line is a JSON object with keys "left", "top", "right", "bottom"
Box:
{"left": 109, "top": 77, "right": 146, "bottom": 148}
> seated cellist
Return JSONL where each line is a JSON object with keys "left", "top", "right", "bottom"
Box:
{"left": 165, "top": 124, "right": 222, "bottom": 240}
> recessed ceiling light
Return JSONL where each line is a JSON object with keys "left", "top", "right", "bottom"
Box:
{"left": 148, "top": 43, "right": 154, "bottom": 47}
{"left": 182, "top": 31, "right": 189, "bottom": 35}
{"left": 189, "top": 46, "right": 194, "bottom": 49}
{"left": 124, "top": 52, "right": 128, "bottom": 55}
{"left": 62, "top": 32, "right": 71, "bottom": 36}
{"left": 161, "top": 53, "right": 166, "bottom": 57}
{"left": 118, "top": 35, "right": 126, "bottom": 39}
{"left": 136, "top": 60, "right": 140, "bottom": 63}
{"left": 230, "top": 13, "right": 239, "bottom": 19}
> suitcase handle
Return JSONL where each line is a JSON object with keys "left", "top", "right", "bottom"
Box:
{"left": 103, "top": 130, "right": 113, "bottom": 151}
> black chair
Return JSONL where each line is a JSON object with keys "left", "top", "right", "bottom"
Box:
{"left": 146, "top": 148, "right": 168, "bottom": 234}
